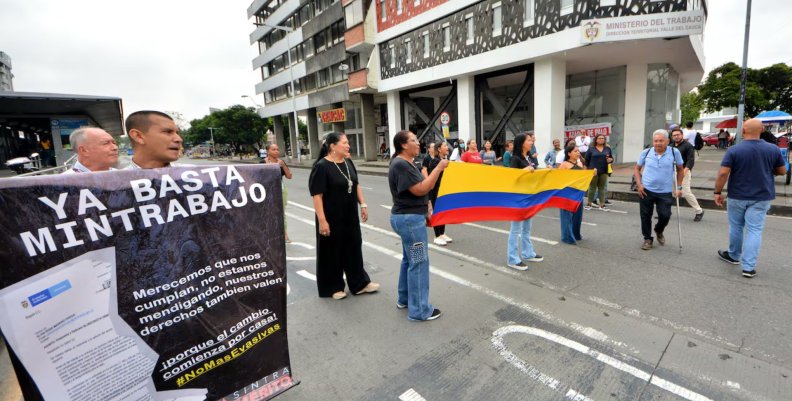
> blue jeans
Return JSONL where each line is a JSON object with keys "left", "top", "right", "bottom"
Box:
{"left": 560, "top": 204, "right": 583, "bottom": 244}
{"left": 507, "top": 219, "right": 537, "bottom": 265}
{"left": 727, "top": 199, "right": 771, "bottom": 271}
{"left": 390, "top": 213, "right": 434, "bottom": 320}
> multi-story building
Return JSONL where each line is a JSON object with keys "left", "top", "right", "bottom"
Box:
{"left": 249, "top": 0, "right": 707, "bottom": 163}
{"left": 0, "top": 52, "right": 13, "bottom": 91}
{"left": 376, "top": 0, "right": 707, "bottom": 163}
{"left": 247, "top": 0, "right": 385, "bottom": 161}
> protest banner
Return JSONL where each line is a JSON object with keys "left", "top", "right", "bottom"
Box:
{"left": 0, "top": 165, "right": 295, "bottom": 400}
{"left": 563, "top": 122, "right": 612, "bottom": 141}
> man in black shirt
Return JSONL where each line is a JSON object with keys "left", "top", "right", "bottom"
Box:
{"left": 671, "top": 128, "right": 704, "bottom": 221}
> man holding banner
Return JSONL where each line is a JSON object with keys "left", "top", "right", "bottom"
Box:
{"left": 125, "top": 110, "right": 183, "bottom": 169}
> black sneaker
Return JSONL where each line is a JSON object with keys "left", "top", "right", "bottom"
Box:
{"left": 525, "top": 254, "right": 544, "bottom": 262}
{"left": 507, "top": 262, "right": 529, "bottom": 271}
{"left": 694, "top": 211, "right": 704, "bottom": 222}
{"left": 742, "top": 270, "right": 757, "bottom": 278}
{"left": 718, "top": 250, "right": 740, "bottom": 265}
{"left": 425, "top": 308, "right": 443, "bottom": 321}
{"left": 604, "top": 200, "right": 612, "bottom": 205}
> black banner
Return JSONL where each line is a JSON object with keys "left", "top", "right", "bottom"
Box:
{"left": 0, "top": 165, "right": 295, "bottom": 400}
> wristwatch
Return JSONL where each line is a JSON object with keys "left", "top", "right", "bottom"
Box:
{"left": 677, "top": 186, "right": 683, "bottom": 190}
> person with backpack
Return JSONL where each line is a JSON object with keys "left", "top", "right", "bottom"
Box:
{"left": 671, "top": 128, "right": 704, "bottom": 221}
{"left": 633, "top": 130, "right": 685, "bottom": 250}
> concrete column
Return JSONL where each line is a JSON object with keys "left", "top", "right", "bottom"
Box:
{"left": 457, "top": 75, "right": 475, "bottom": 143}
{"left": 286, "top": 113, "right": 301, "bottom": 164}
{"left": 332, "top": 102, "right": 345, "bottom": 133}
{"left": 307, "top": 107, "right": 320, "bottom": 158}
{"left": 623, "top": 63, "right": 649, "bottom": 163}
{"left": 386, "top": 91, "right": 402, "bottom": 154}
{"left": 361, "top": 93, "right": 378, "bottom": 161}
{"left": 272, "top": 115, "right": 287, "bottom": 158}
{"left": 534, "top": 58, "right": 566, "bottom": 156}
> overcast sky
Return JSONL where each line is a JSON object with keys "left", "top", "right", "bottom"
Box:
{"left": 1, "top": 1, "right": 791, "bottom": 123}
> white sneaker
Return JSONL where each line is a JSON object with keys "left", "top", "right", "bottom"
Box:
{"left": 433, "top": 237, "right": 447, "bottom": 246}
{"left": 440, "top": 234, "right": 453, "bottom": 243}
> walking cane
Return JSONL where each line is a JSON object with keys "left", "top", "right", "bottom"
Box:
{"left": 672, "top": 152, "right": 683, "bottom": 254}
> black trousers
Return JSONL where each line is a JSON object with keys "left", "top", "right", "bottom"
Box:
{"left": 639, "top": 190, "right": 673, "bottom": 240}
{"left": 429, "top": 194, "right": 445, "bottom": 237}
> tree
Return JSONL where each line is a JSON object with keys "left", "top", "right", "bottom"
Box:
{"left": 680, "top": 91, "right": 703, "bottom": 127}
{"left": 696, "top": 62, "right": 792, "bottom": 117}
{"left": 182, "top": 106, "right": 272, "bottom": 152}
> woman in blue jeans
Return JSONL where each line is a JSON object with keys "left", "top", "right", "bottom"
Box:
{"left": 388, "top": 130, "right": 448, "bottom": 321}
{"left": 557, "top": 144, "right": 586, "bottom": 244}
{"left": 506, "top": 134, "right": 543, "bottom": 270}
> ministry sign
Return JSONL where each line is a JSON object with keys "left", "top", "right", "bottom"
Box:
{"left": 581, "top": 10, "right": 705, "bottom": 44}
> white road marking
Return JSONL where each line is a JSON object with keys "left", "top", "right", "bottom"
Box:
{"left": 360, "top": 186, "right": 373, "bottom": 190}
{"left": 289, "top": 241, "right": 315, "bottom": 250}
{"left": 284, "top": 211, "right": 732, "bottom": 398}
{"left": 287, "top": 283, "right": 291, "bottom": 295}
{"left": 492, "top": 325, "right": 712, "bottom": 401}
{"left": 379, "top": 205, "right": 558, "bottom": 245}
{"left": 398, "top": 388, "right": 427, "bottom": 401}
{"left": 286, "top": 256, "right": 316, "bottom": 261}
{"left": 536, "top": 214, "right": 597, "bottom": 226}
{"left": 296, "top": 270, "right": 317, "bottom": 281}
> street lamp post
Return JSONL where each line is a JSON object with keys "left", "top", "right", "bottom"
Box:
{"left": 264, "top": 23, "right": 301, "bottom": 164}
{"left": 735, "top": 0, "right": 753, "bottom": 143}
{"left": 207, "top": 127, "right": 218, "bottom": 157}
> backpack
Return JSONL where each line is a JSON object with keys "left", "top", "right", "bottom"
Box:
{"left": 694, "top": 132, "right": 704, "bottom": 150}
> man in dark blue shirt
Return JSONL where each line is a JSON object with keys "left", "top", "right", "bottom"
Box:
{"left": 714, "top": 119, "right": 787, "bottom": 278}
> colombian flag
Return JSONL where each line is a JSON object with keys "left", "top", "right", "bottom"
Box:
{"left": 430, "top": 163, "right": 594, "bottom": 226}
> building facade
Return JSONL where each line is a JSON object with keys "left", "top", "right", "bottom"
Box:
{"left": 376, "top": 0, "right": 706, "bottom": 162}
{"left": 0, "top": 52, "right": 13, "bottom": 92}
{"left": 247, "top": 0, "right": 386, "bottom": 161}
{"left": 249, "top": 0, "right": 707, "bottom": 163}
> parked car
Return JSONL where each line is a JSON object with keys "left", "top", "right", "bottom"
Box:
{"left": 702, "top": 132, "right": 734, "bottom": 147}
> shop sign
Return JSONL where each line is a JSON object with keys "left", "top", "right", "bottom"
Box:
{"left": 581, "top": 10, "right": 705, "bottom": 44}
{"left": 319, "top": 108, "right": 346, "bottom": 123}
{"left": 564, "top": 122, "right": 612, "bottom": 141}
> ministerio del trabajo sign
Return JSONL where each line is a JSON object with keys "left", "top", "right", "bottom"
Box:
{"left": 581, "top": 9, "right": 705, "bottom": 44}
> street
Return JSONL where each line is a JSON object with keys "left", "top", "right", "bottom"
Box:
{"left": 239, "top": 159, "right": 791, "bottom": 400}
{"left": 3, "top": 158, "right": 790, "bottom": 401}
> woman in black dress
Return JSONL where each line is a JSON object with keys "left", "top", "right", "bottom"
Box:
{"left": 308, "top": 132, "right": 379, "bottom": 300}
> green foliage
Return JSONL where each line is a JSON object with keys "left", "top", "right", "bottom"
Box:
{"left": 697, "top": 62, "right": 792, "bottom": 117}
{"left": 182, "top": 105, "right": 272, "bottom": 151}
{"left": 680, "top": 91, "right": 703, "bottom": 127}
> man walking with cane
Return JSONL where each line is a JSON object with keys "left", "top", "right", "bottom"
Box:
{"left": 714, "top": 119, "right": 786, "bottom": 278}
{"left": 633, "top": 130, "right": 684, "bottom": 250}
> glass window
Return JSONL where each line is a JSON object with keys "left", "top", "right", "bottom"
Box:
{"left": 315, "top": 30, "right": 326, "bottom": 53}
{"left": 492, "top": 3, "right": 502, "bottom": 36}
{"left": 405, "top": 40, "right": 412, "bottom": 63}
{"left": 523, "top": 0, "right": 534, "bottom": 25}
{"left": 465, "top": 15, "right": 474, "bottom": 45}
{"left": 397, "top": 0, "right": 402, "bottom": 14}
{"left": 560, "top": 0, "right": 573, "bottom": 15}
{"left": 381, "top": 0, "right": 386, "bottom": 20}
{"left": 442, "top": 26, "right": 450, "bottom": 51}
{"left": 389, "top": 45, "right": 395, "bottom": 68}
{"left": 423, "top": 32, "right": 430, "bottom": 57}
{"left": 318, "top": 69, "right": 328, "bottom": 87}
{"left": 600, "top": 0, "right": 616, "bottom": 5}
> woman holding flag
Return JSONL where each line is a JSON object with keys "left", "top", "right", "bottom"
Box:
{"left": 388, "top": 130, "right": 449, "bottom": 321}
{"left": 558, "top": 144, "right": 586, "bottom": 245}
{"left": 506, "top": 134, "right": 544, "bottom": 271}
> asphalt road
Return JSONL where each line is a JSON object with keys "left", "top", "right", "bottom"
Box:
{"left": 186, "top": 158, "right": 792, "bottom": 401}
{"left": 4, "top": 158, "right": 789, "bottom": 401}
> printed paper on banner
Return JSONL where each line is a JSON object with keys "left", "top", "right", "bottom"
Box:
{"left": 0, "top": 165, "right": 296, "bottom": 401}
{"left": 564, "top": 123, "right": 612, "bottom": 141}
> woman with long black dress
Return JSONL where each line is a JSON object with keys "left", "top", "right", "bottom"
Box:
{"left": 309, "top": 132, "right": 379, "bottom": 300}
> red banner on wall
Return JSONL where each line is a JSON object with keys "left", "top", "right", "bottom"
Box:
{"left": 319, "top": 108, "right": 346, "bottom": 123}
{"left": 564, "top": 123, "right": 612, "bottom": 141}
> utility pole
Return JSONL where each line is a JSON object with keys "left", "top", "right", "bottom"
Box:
{"left": 208, "top": 127, "right": 218, "bottom": 157}
{"left": 735, "top": 0, "right": 753, "bottom": 143}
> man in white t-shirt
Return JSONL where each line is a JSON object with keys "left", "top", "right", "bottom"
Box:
{"left": 683, "top": 122, "right": 697, "bottom": 147}
{"left": 574, "top": 130, "right": 591, "bottom": 154}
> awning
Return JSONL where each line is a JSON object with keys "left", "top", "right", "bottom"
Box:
{"left": 0, "top": 92, "right": 124, "bottom": 135}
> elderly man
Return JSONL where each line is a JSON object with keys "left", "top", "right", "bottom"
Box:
{"left": 633, "top": 130, "right": 684, "bottom": 250}
{"left": 125, "top": 110, "right": 183, "bottom": 169}
{"left": 714, "top": 119, "right": 787, "bottom": 278}
{"left": 65, "top": 127, "right": 119, "bottom": 173}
